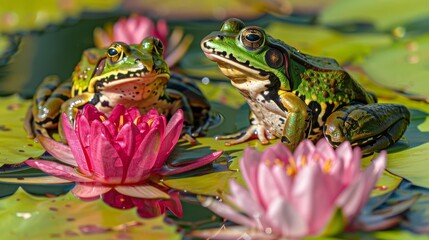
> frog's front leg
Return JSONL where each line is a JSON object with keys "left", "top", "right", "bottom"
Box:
{"left": 278, "top": 91, "right": 312, "bottom": 151}
{"left": 324, "top": 103, "right": 410, "bottom": 155}
{"left": 216, "top": 111, "right": 276, "bottom": 146}
{"left": 59, "top": 92, "right": 94, "bottom": 142}
{"left": 25, "top": 76, "right": 72, "bottom": 138}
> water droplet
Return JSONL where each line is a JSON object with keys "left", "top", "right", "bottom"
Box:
{"left": 201, "top": 77, "right": 210, "bottom": 85}
{"left": 16, "top": 212, "right": 32, "bottom": 219}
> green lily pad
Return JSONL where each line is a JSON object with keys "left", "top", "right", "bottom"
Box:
{"left": 162, "top": 171, "right": 239, "bottom": 197}
{"left": 0, "top": 188, "right": 180, "bottom": 239}
{"left": 266, "top": 22, "right": 392, "bottom": 64}
{"left": 318, "top": 0, "right": 429, "bottom": 31}
{"left": 0, "top": 95, "right": 45, "bottom": 166}
{"left": 0, "top": 1, "right": 120, "bottom": 33}
{"left": 386, "top": 143, "right": 429, "bottom": 189}
{"left": 361, "top": 34, "right": 429, "bottom": 100}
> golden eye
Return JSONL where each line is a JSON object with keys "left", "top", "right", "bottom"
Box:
{"left": 107, "top": 43, "right": 126, "bottom": 63}
{"left": 240, "top": 27, "right": 264, "bottom": 50}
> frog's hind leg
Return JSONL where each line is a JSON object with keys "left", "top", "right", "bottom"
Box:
{"left": 324, "top": 103, "right": 410, "bottom": 155}
{"left": 26, "top": 76, "right": 72, "bottom": 138}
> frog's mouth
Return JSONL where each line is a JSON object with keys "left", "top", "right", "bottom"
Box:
{"left": 202, "top": 48, "right": 268, "bottom": 83}
{"left": 204, "top": 52, "right": 260, "bottom": 80}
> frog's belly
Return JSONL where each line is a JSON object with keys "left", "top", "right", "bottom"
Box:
{"left": 246, "top": 94, "right": 287, "bottom": 138}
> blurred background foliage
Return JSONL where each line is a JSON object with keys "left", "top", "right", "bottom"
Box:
{"left": 1, "top": 0, "right": 429, "bottom": 238}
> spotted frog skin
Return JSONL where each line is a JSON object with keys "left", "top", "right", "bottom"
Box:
{"left": 201, "top": 18, "right": 410, "bottom": 154}
{"left": 27, "top": 37, "right": 210, "bottom": 141}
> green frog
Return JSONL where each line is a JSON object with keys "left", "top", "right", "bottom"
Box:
{"left": 201, "top": 18, "right": 410, "bottom": 154}
{"left": 26, "top": 36, "right": 210, "bottom": 141}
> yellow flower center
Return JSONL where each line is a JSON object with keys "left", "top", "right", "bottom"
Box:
{"left": 323, "top": 159, "right": 333, "bottom": 173}
{"left": 286, "top": 157, "right": 297, "bottom": 176}
{"left": 146, "top": 118, "right": 155, "bottom": 127}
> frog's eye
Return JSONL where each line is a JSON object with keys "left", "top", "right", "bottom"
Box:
{"left": 265, "top": 48, "right": 284, "bottom": 68}
{"left": 240, "top": 27, "right": 265, "bottom": 50}
{"left": 107, "top": 43, "right": 126, "bottom": 63}
{"left": 107, "top": 48, "right": 118, "bottom": 56}
{"left": 141, "top": 37, "right": 164, "bottom": 55}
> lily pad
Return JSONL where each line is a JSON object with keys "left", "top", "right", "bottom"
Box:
{"left": 0, "top": 1, "right": 120, "bottom": 33}
{"left": 0, "top": 188, "right": 180, "bottom": 239}
{"left": 361, "top": 34, "right": 429, "bottom": 101}
{"left": 0, "top": 95, "right": 45, "bottom": 166}
{"left": 162, "top": 171, "right": 239, "bottom": 197}
{"left": 266, "top": 21, "right": 392, "bottom": 64}
{"left": 318, "top": 0, "right": 429, "bottom": 31}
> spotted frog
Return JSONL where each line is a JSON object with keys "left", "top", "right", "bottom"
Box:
{"left": 26, "top": 37, "right": 210, "bottom": 141}
{"left": 201, "top": 18, "right": 410, "bottom": 154}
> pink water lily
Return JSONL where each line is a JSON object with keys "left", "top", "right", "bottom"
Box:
{"left": 102, "top": 185, "right": 183, "bottom": 219}
{"left": 26, "top": 104, "right": 222, "bottom": 200}
{"left": 197, "top": 139, "right": 387, "bottom": 239}
{"left": 94, "top": 14, "right": 193, "bottom": 66}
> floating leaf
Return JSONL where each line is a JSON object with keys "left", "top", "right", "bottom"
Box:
{"left": 318, "top": 0, "right": 429, "bottom": 31}
{"left": 0, "top": 188, "right": 180, "bottom": 239}
{"left": 361, "top": 35, "right": 429, "bottom": 101}
{"left": 0, "top": 1, "right": 120, "bottom": 33}
{"left": 0, "top": 95, "right": 45, "bottom": 166}
{"left": 266, "top": 21, "right": 392, "bottom": 64}
{"left": 385, "top": 143, "right": 429, "bottom": 189}
{"left": 162, "top": 171, "right": 239, "bottom": 197}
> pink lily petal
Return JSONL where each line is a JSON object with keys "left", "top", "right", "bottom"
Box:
{"left": 342, "top": 147, "right": 363, "bottom": 186}
{"left": 107, "top": 104, "right": 127, "bottom": 125}
{"left": 240, "top": 148, "right": 262, "bottom": 203}
{"left": 256, "top": 162, "right": 283, "bottom": 210}
{"left": 115, "top": 122, "right": 138, "bottom": 161}
{"left": 125, "top": 128, "right": 160, "bottom": 182}
{"left": 316, "top": 138, "right": 337, "bottom": 162}
{"left": 203, "top": 197, "right": 257, "bottom": 228}
{"left": 25, "top": 160, "right": 93, "bottom": 182}
{"left": 339, "top": 151, "right": 387, "bottom": 220}
{"left": 36, "top": 135, "right": 76, "bottom": 166}
{"left": 226, "top": 179, "right": 263, "bottom": 218}
{"left": 266, "top": 198, "right": 308, "bottom": 238}
{"left": 72, "top": 182, "right": 112, "bottom": 199}
{"left": 126, "top": 107, "right": 141, "bottom": 121}
{"left": 159, "top": 150, "right": 223, "bottom": 176}
{"left": 161, "top": 191, "right": 183, "bottom": 218}
{"left": 271, "top": 164, "right": 292, "bottom": 200}
{"left": 155, "top": 110, "right": 184, "bottom": 167}
{"left": 156, "top": 19, "right": 168, "bottom": 45}
{"left": 292, "top": 163, "right": 336, "bottom": 234}
{"left": 294, "top": 139, "right": 316, "bottom": 166}
{"left": 260, "top": 142, "right": 293, "bottom": 165}
{"left": 62, "top": 113, "right": 91, "bottom": 174}
{"left": 115, "top": 185, "right": 170, "bottom": 199}
{"left": 89, "top": 122, "right": 124, "bottom": 183}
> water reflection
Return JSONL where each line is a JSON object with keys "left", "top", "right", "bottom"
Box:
{"left": 101, "top": 185, "right": 183, "bottom": 218}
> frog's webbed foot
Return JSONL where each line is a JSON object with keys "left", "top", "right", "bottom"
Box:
{"left": 324, "top": 103, "right": 410, "bottom": 155}
{"left": 216, "top": 124, "right": 276, "bottom": 146}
